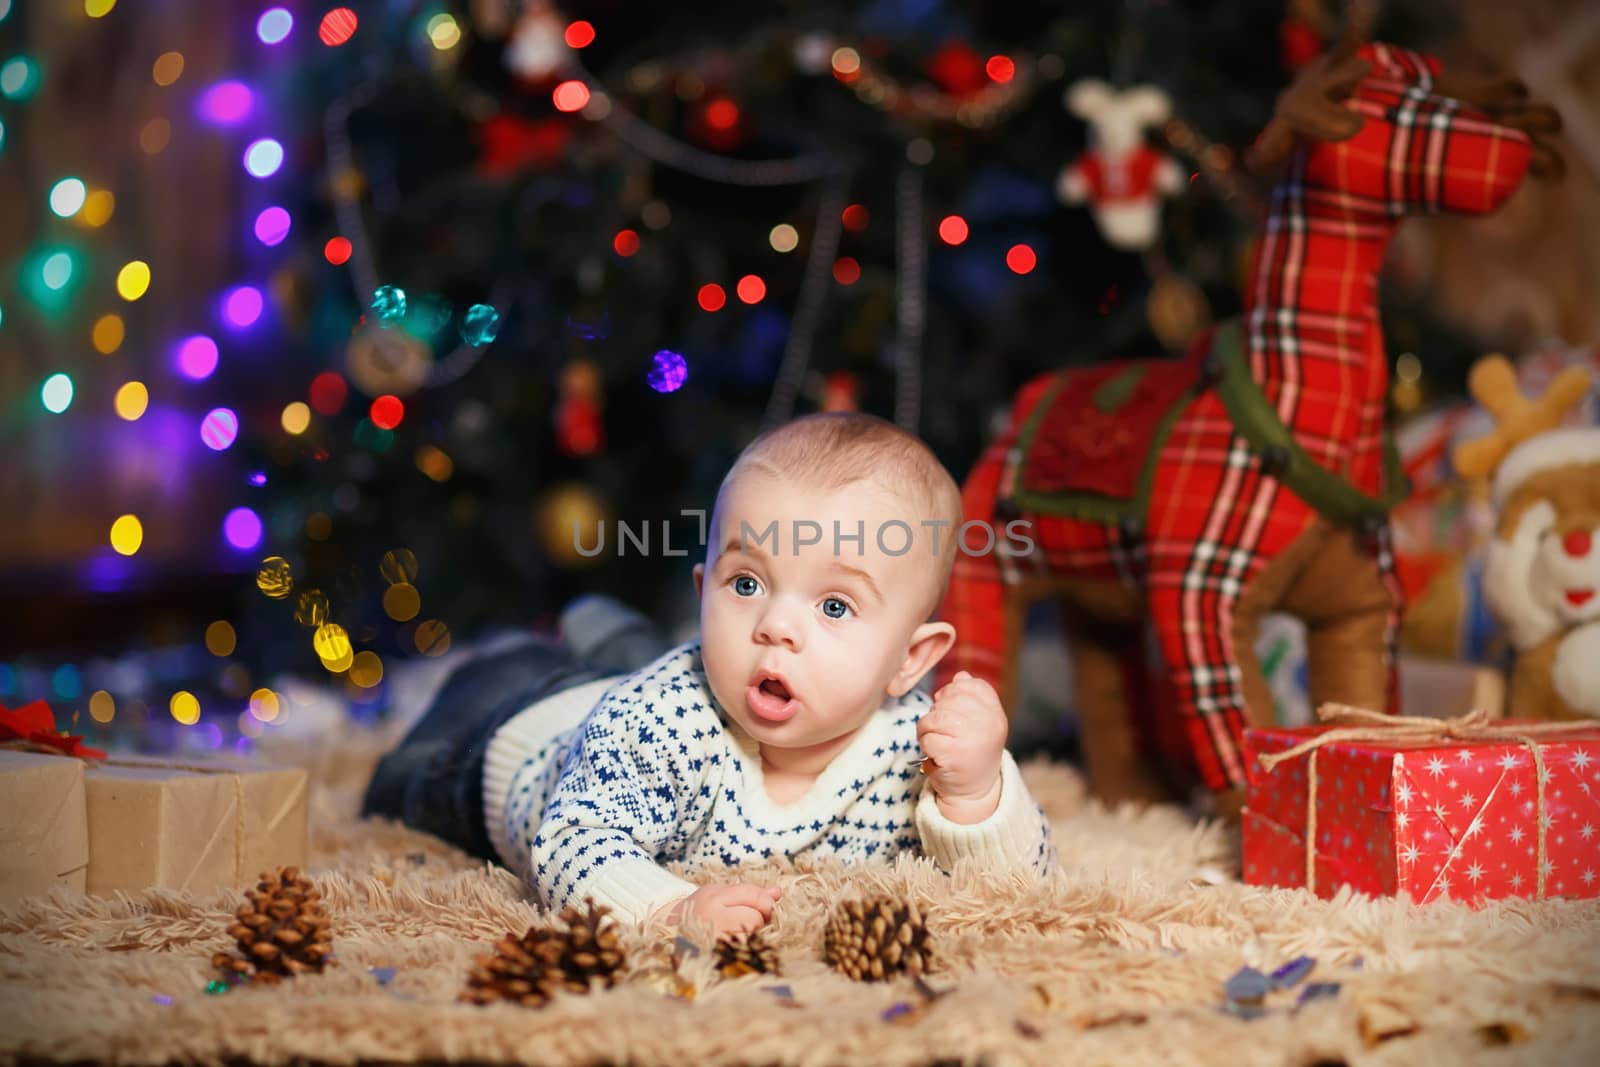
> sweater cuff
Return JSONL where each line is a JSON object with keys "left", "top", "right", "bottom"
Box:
{"left": 568, "top": 855, "right": 699, "bottom": 927}
{"left": 915, "top": 751, "right": 1048, "bottom": 872}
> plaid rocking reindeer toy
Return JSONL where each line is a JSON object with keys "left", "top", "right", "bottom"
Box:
{"left": 934, "top": 36, "right": 1565, "bottom": 816}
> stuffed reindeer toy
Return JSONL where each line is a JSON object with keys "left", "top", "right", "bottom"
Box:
{"left": 936, "top": 38, "right": 1565, "bottom": 816}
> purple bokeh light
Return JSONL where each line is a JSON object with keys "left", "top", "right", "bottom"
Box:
{"left": 200, "top": 407, "right": 239, "bottom": 451}
{"left": 197, "top": 81, "right": 254, "bottom": 126}
{"left": 223, "top": 507, "right": 263, "bottom": 550}
{"left": 222, "top": 285, "right": 263, "bottom": 328}
{"left": 647, "top": 350, "right": 689, "bottom": 393}
{"left": 253, "top": 206, "right": 291, "bottom": 246}
{"left": 249, "top": 471, "right": 267, "bottom": 486}
{"left": 257, "top": 8, "right": 293, "bottom": 45}
{"left": 175, "top": 335, "right": 219, "bottom": 380}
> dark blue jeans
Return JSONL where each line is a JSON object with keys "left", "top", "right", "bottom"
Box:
{"left": 361, "top": 638, "right": 622, "bottom": 861}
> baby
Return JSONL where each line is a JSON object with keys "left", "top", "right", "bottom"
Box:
{"left": 365, "top": 412, "right": 1054, "bottom": 938}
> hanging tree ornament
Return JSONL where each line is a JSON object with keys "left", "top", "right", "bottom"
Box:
{"left": 1055, "top": 80, "right": 1184, "bottom": 252}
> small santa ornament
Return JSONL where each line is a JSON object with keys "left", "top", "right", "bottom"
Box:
{"left": 1056, "top": 80, "right": 1184, "bottom": 252}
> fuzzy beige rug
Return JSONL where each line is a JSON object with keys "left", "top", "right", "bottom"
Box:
{"left": 2, "top": 729, "right": 1599, "bottom": 1067}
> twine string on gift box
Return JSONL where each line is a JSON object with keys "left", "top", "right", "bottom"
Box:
{"left": 1257, "top": 703, "right": 1594, "bottom": 899}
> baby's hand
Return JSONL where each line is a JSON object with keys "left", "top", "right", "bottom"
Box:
{"left": 655, "top": 883, "right": 781, "bottom": 940}
{"left": 919, "top": 671, "right": 1007, "bottom": 816}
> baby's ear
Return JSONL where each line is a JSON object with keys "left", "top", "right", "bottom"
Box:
{"left": 692, "top": 563, "right": 705, "bottom": 598}
{"left": 889, "top": 621, "right": 956, "bottom": 697}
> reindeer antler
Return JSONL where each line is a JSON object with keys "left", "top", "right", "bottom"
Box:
{"left": 1452, "top": 355, "right": 1593, "bottom": 480}
{"left": 1429, "top": 73, "right": 1566, "bottom": 179}
{"left": 1245, "top": 0, "right": 1376, "bottom": 175}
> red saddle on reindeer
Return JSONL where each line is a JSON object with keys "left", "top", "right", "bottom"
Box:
{"left": 1008, "top": 332, "right": 1212, "bottom": 527}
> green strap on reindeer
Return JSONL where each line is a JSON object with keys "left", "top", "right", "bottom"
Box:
{"left": 1209, "top": 318, "right": 1411, "bottom": 530}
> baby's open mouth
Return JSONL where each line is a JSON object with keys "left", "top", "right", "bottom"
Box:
{"left": 759, "top": 678, "right": 791, "bottom": 700}
{"left": 747, "top": 673, "right": 799, "bottom": 723}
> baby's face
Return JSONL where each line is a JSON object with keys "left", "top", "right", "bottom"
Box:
{"left": 694, "top": 473, "right": 945, "bottom": 754}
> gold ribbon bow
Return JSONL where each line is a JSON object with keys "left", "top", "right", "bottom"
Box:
{"left": 1257, "top": 703, "right": 1595, "bottom": 899}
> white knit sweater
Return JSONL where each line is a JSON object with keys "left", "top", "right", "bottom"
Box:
{"left": 483, "top": 640, "right": 1056, "bottom": 924}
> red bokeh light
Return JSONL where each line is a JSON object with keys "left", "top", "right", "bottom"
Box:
{"left": 1006, "top": 243, "right": 1037, "bottom": 274}
{"left": 323, "top": 236, "right": 352, "bottom": 265}
{"left": 552, "top": 80, "right": 591, "bottom": 113}
{"left": 937, "top": 215, "right": 968, "bottom": 245}
{"left": 613, "top": 229, "right": 640, "bottom": 257}
{"left": 370, "top": 394, "right": 404, "bottom": 430}
{"left": 318, "top": 8, "right": 358, "bottom": 47}
{"left": 832, "top": 257, "right": 861, "bottom": 285}
{"left": 704, "top": 98, "right": 740, "bottom": 131}
{"left": 309, "top": 371, "right": 347, "bottom": 415}
{"left": 697, "top": 284, "right": 726, "bottom": 312}
{"left": 841, "top": 204, "right": 870, "bottom": 232}
{"left": 736, "top": 274, "right": 766, "bottom": 304}
{"left": 564, "top": 20, "right": 596, "bottom": 48}
{"left": 985, "top": 55, "right": 1015, "bottom": 84}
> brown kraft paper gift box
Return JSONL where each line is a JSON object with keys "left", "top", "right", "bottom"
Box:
{"left": 0, "top": 750, "right": 90, "bottom": 899}
{"left": 84, "top": 757, "right": 309, "bottom": 895}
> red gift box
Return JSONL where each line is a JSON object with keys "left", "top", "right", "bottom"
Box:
{"left": 1244, "top": 706, "right": 1600, "bottom": 905}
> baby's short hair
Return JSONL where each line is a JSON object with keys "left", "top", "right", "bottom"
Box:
{"left": 719, "top": 412, "right": 965, "bottom": 619}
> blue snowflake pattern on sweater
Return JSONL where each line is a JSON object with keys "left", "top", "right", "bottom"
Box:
{"left": 497, "top": 641, "right": 1056, "bottom": 916}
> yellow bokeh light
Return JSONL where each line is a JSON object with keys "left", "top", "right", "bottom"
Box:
{"left": 86, "top": 0, "right": 116, "bottom": 17}
{"left": 256, "top": 556, "right": 293, "bottom": 599}
{"left": 116, "top": 260, "right": 151, "bottom": 301}
{"left": 313, "top": 622, "right": 351, "bottom": 665}
{"left": 109, "top": 514, "right": 143, "bottom": 556}
{"left": 170, "top": 690, "right": 200, "bottom": 726}
{"left": 769, "top": 224, "right": 799, "bottom": 253}
{"left": 281, "top": 401, "right": 311, "bottom": 435}
{"left": 296, "top": 590, "right": 330, "bottom": 628}
{"left": 380, "top": 548, "right": 418, "bottom": 585}
{"left": 80, "top": 189, "right": 115, "bottom": 227}
{"left": 427, "top": 13, "right": 461, "bottom": 50}
{"left": 248, "top": 688, "right": 280, "bottom": 723}
{"left": 139, "top": 118, "right": 171, "bottom": 155}
{"left": 89, "top": 690, "right": 115, "bottom": 724}
{"left": 92, "top": 313, "right": 125, "bottom": 354}
{"left": 414, "top": 619, "right": 452, "bottom": 657}
{"left": 383, "top": 582, "right": 421, "bottom": 622}
{"left": 151, "top": 51, "right": 183, "bottom": 86}
{"left": 349, "top": 651, "right": 384, "bottom": 688}
{"left": 205, "top": 620, "right": 236, "bottom": 657}
{"left": 114, "top": 381, "right": 148, "bottom": 421}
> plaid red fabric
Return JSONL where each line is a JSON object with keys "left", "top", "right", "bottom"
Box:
{"left": 937, "top": 44, "right": 1535, "bottom": 790}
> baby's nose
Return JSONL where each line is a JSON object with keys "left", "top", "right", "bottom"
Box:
{"left": 1563, "top": 529, "right": 1593, "bottom": 559}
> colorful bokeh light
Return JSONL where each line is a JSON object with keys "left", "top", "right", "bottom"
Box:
{"left": 114, "top": 381, "right": 148, "bottom": 421}
{"left": 553, "top": 80, "right": 590, "bottom": 112}
{"left": 152, "top": 51, "right": 184, "bottom": 87}
{"left": 647, "top": 350, "right": 688, "bottom": 393}
{"left": 222, "top": 285, "right": 264, "bottom": 328}
{"left": 253, "top": 205, "right": 291, "bottom": 246}
{"left": 1006, "top": 243, "right": 1037, "bottom": 274}
{"left": 736, "top": 274, "right": 766, "bottom": 304}
{"left": 613, "top": 229, "right": 640, "bottom": 257}
{"left": 319, "top": 8, "right": 358, "bottom": 47}
{"left": 49, "top": 177, "right": 86, "bottom": 218}
{"left": 93, "top": 313, "right": 124, "bottom": 354}
{"left": 324, "top": 236, "right": 352, "bottom": 265}
{"left": 696, "top": 284, "right": 725, "bottom": 312}
{"left": 257, "top": 8, "right": 293, "bottom": 45}
{"left": 565, "top": 21, "right": 595, "bottom": 48}
{"left": 244, "top": 138, "right": 284, "bottom": 178}
{"left": 109, "top": 515, "right": 142, "bottom": 556}
{"left": 938, "top": 215, "right": 968, "bottom": 245}
{"left": 197, "top": 80, "right": 253, "bottom": 125}
{"left": 832, "top": 257, "right": 861, "bottom": 285}
{"left": 41, "top": 373, "right": 73, "bottom": 413}
{"left": 769, "top": 224, "right": 799, "bottom": 253}
{"left": 116, "top": 260, "right": 151, "bottom": 301}
{"left": 41, "top": 251, "right": 74, "bottom": 290}
{"left": 309, "top": 371, "right": 347, "bottom": 414}
{"left": 170, "top": 691, "right": 200, "bottom": 726}
{"left": 281, "top": 401, "right": 311, "bottom": 434}
{"left": 0, "top": 57, "right": 39, "bottom": 101}
{"left": 175, "top": 334, "right": 219, "bottom": 380}
{"left": 370, "top": 394, "right": 404, "bottom": 430}
{"left": 201, "top": 407, "right": 239, "bottom": 450}
{"left": 224, "top": 507, "right": 263, "bottom": 550}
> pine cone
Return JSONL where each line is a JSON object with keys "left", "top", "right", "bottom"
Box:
{"left": 460, "top": 898, "right": 627, "bottom": 1008}
{"left": 212, "top": 866, "right": 334, "bottom": 985}
{"left": 823, "top": 896, "right": 933, "bottom": 982}
{"left": 553, "top": 899, "right": 627, "bottom": 992}
{"left": 714, "top": 929, "right": 782, "bottom": 978}
{"left": 460, "top": 927, "right": 566, "bottom": 1007}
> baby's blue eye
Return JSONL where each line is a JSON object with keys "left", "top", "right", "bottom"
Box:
{"left": 821, "top": 597, "right": 851, "bottom": 620}
{"left": 732, "top": 575, "right": 760, "bottom": 597}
